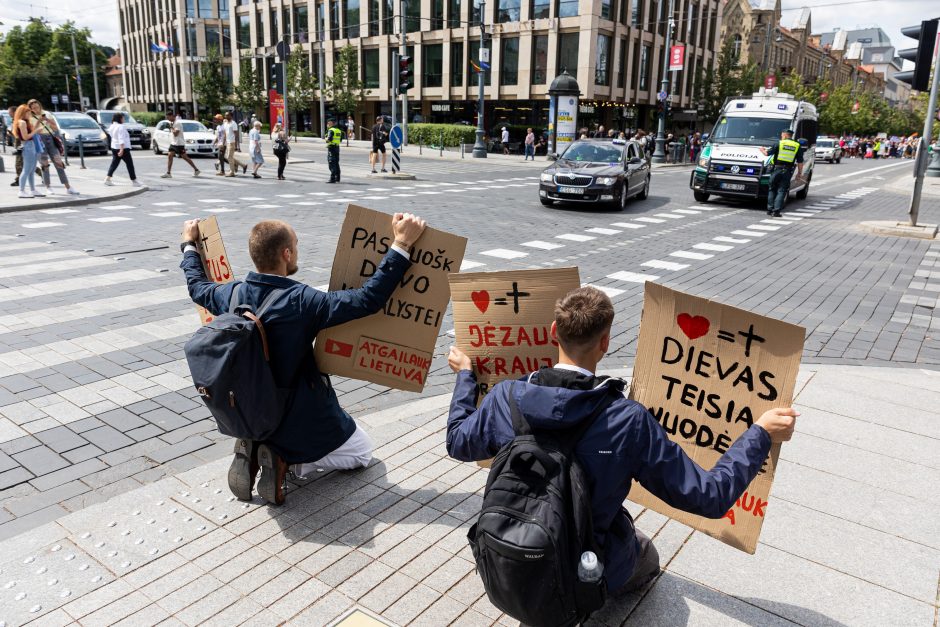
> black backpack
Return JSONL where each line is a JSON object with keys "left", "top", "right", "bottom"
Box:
{"left": 467, "top": 381, "right": 619, "bottom": 627}
{"left": 184, "top": 285, "right": 286, "bottom": 440}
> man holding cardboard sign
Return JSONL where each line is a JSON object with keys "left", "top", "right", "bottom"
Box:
{"left": 180, "top": 212, "right": 427, "bottom": 505}
{"left": 445, "top": 286, "right": 798, "bottom": 597}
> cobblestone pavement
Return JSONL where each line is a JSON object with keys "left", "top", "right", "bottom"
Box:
{"left": 0, "top": 153, "right": 936, "bottom": 555}
{"left": 1, "top": 363, "right": 937, "bottom": 626}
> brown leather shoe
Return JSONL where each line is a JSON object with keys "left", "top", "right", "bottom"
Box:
{"left": 257, "top": 444, "right": 287, "bottom": 506}
{"left": 228, "top": 439, "right": 259, "bottom": 501}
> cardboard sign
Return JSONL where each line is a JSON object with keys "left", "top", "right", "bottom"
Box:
{"left": 628, "top": 283, "right": 805, "bottom": 553}
{"left": 195, "top": 216, "right": 234, "bottom": 324}
{"left": 449, "top": 268, "right": 581, "bottom": 398}
{"left": 315, "top": 205, "right": 467, "bottom": 392}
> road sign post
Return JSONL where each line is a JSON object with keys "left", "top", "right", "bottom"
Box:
{"left": 390, "top": 124, "right": 404, "bottom": 174}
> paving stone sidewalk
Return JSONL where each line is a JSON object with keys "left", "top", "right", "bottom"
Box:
{"left": 1, "top": 363, "right": 937, "bottom": 627}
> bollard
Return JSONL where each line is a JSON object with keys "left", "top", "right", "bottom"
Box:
{"left": 419, "top": 139, "right": 422, "bottom": 155}
{"left": 461, "top": 142, "right": 465, "bottom": 159}
{"left": 78, "top": 135, "right": 86, "bottom": 169}
{"left": 0, "top": 155, "right": 4, "bottom": 173}
{"left": 440, "top": 130, "right": 444, "bottom": 157}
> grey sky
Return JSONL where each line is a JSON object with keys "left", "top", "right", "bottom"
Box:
{"left": 0, "top": 0, "right": 936, "bottom": 61}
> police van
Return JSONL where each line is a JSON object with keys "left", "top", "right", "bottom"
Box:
{"left": 690, "top": 88, "right": 817, "bottom": 203}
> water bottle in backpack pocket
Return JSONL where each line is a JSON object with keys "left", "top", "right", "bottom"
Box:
{"left": 184, "top": 286, "right": 286, "bottom": 440}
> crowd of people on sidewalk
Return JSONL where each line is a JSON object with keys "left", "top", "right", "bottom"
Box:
{"left": 837, "top": 134, "right": 922, "bottom": 159}
{"left": 3, "top": 100, "right": 80, "bottom": 199}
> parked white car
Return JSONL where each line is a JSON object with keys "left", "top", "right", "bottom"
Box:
{"left": 151, "top": 119, "right": 217, "bottom": 157}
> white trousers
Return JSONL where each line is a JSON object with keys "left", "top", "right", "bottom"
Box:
{"left": 293, "top": 425, "right": 374, "bottom": 477}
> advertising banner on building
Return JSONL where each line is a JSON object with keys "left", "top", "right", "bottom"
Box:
{"left": 315, "top": 205, "right": 467, "bottom": 392}
{"left": 627, "top": 282, "right": 805, "bottom": 554}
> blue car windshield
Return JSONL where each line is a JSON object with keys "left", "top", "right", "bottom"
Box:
{"left": 560, "top": 143, "right": 623, "bottom": 163}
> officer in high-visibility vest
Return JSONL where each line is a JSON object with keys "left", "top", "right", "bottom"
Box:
{"left": 759, "top": 129, "right": 804, "bottom": 217}
{"left": 326, "top": 118, "right": 343, "bottom": 183}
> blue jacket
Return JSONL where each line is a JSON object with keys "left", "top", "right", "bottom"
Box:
{"left": 447, "top": 367, "right": 771, "bottom": 592}
{"left": 180, "top": 248, "right": 410, "bottom": 462}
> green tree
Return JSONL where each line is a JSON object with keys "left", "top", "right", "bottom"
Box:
{"left": 232, "top": 60, "right": 264, "bottom": 117}
{"left": 286, "top": 45, "right": 317, "bottom": 117}
{"left": 192, "top": 46, "right": 229, "bottom": 118}
{"left": 695, "top": 36, "right": 763, "bottom": 126}
{"left": 325, "top": 44, "right": 369, "bottom": 120}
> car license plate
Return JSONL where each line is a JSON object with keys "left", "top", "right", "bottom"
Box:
{"left": 558, "top": 186, "right": 584, "bottom": 194}
{"left": 720, "top": 182, "right": 747, "bottom": 191}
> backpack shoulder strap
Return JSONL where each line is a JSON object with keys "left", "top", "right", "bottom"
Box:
{"left": 256, "top": 288, "right": 285, "bottom": 318}
{"left": 228, "top": 283, "right": 242, "bottom": 314}
{"left": 505, "top": 382, "right": 532, "bottom": 437}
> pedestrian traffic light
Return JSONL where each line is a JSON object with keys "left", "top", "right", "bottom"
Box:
{"left": 896, "top": 19, "right": 938, "bottom": 92}
{"left": 270, "top": 62, "right": 284, "bottom": 94}
{"left": 398, "top": 56, "right": 413, "bottom": 94}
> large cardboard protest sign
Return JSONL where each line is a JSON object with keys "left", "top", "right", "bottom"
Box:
{"left": 195, "top": 216, "right": 234, "bottom": 325}
{"left": 628, "top": 283, "right": 805, "bottom": 553}
{"left": 315, "top": 205, "right": 467, "bottom": 392}
{"left": 449, "top": 268, "right": 581, "bottom": 398}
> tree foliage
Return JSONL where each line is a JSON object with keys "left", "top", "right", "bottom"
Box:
{"left": 232, "top": 60, "right": 265, "bottom": 117}
{"left": 325, "top": 45, "right": 369, "bottom": 118}
{"left": 286, "top": 45, "right": 317, "bottom": 114}
{"left": 191, "top": 46, "right": 229, "bottom": 119}
{"left": 0, "top": 18, "right": 108, "bottom": 109}
{"left": 695, "top": 36, "right": 763, "bottom": 126}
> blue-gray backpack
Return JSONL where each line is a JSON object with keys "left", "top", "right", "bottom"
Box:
{"left": 467, "top": 381, "right": 618, "bottom": 627}
{"left": 184, "top": 285, "right": 285, "bottom": 440}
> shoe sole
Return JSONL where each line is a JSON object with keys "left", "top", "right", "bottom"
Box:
{"left": 256, "top": 444, "right": 283, "bottom": 506}
{"left": 228, "top": 439, "right": 254, "bottom": 501}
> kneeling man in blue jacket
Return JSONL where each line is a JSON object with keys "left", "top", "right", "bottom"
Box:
{"left": 446, "top": 286, "right": 798, "bottom": 595}
{"left": 180, "top": 213, "right": 426, "bottom": 505}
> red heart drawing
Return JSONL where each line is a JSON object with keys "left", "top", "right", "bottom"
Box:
{"left": 677, "top": 313, "right": 710, "bottom": 340}
{"left": 471, "top": 290, "right": 490, "bottom": 313}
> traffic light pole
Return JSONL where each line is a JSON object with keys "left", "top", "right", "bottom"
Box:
{"left": 281, "top": 34, "right": 290, "bottom": 132}
{"left": 471, "top": 0, "right": 487, "bottom": 158}
{"left": 651, "top": 0, "right": 674, "bottom": 163}
{"left": 392, "top": 51, "right": 399, "bottom": 140}
{"left": 908, "top": 36, "right": 940, "bottom": 227}
{"left": 400, "top": 0, "right": 408, "bottom": 146}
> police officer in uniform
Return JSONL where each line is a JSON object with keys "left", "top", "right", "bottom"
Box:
{"left": 760, "top": 129, "right": 804, "bottom": 217}
{"left": 326, "top": 118, "right": 343, "bottom": 183}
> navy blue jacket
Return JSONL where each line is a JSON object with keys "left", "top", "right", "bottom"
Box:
{"left": 447, "top": 367, "right": 771, "bottom": 592}
{"left": 180, "top": 249, "right": 410, "bottom": 462}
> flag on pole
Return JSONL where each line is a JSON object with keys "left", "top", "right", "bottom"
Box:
{"left": 470, "top": 60, "right": 490, "bottom": 73}
{"left": 150, "top": 41, "right": 175, "bottom": 54}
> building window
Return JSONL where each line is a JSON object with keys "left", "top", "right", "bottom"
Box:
{"left": 639, "top": 43, "right": 650, "bottom": 89}
{"left": 432, "top": 0, "right": 445, "bottom": 29}
{"left": 223, "top": 65, "right": 233, "bottom": 87}
{"left": 199, "top": 0, "right": 212, "bottom": 17}
{"left": 532, "top": 34, "right": 548, "bottom": 84}
{"left": 316, "top": 2, "right": 326, "bottom": 39}
{"left": 222, "top": 26, "right": 231, "bottom": 56}
{"left": 330, "top": 0, "right": 340, "bottom": 39}
{"left": 647, "top": 0, "right": 656, "bottom": 30}
{"left": 687, "top": 3, "right": 696, "bottom": 45}
{"left": 424, "top": 43, "right": 443, "bottom": 86}
{"left": 558, "top": 0, "right": 577, "bottom": 18}
{"left": 500, "top": 37, "right": 519, "bottom": 84}
{"left": 448, "top": 0, "right": 461, "bottom": 28}
{"left": 472, "top": 0, "right": 483, "bottom": 25}
{"left": 558, "top": 32, "right": 578, "bottom": 76}
{"left": 270, "top": 9, "right": 279, "bottom": 42}
{"left": 498, "top": 0, "right": 520, "bottom": 22}
{"left": 658, "top": 0, "right": 666, "bottom": 36}
{"left": 186, "top": 0, "right": 195, "bottom": 17}
{"left": 468, "top": 40, "right": 490, "bottom": 85}
{"left": 206, "top": 25, "right": 221, "bottom": 52}
{"left": 368, "top": 0, "right": 379, "bottom": 35}
{"left": 218, "top": 0, "right": 229, "bottom": 19}
{"left": 406, "top": 0, "right": 420, "bottom": 33}
{"left": 531, "top": 0, "right": 549, "bottom": 19}
{"left": 450, "top": 41, "right": 464, "bottom": 85}
{"left": 631, "top": 0, "right": 641, "bottom": 26}
{"left": 616, "top": 38, "right": 626, "bottom": 88}
{"left": 295, "top": 5, "right": 310, "bottom": 41}
{"left": 382, "top": 0, "right": 393, "bottom": 34}
{"left": 600, "top": 0, "right": 612, "bottom": 20}
{"left": 595, "top": 34, "right": 611, "bottom": 85}
{"left": 256, "top": 10, "right": 264, "bottom": 45}
{"left": 238, "top": 15, "right": 251, "bottom": 48}
{"left": 344, "top": 0, "right": 360, "bottom": 38}
{"left": 187, "top": 24, "right": 198, "bottom": 53}
{"left": 732, "top": 34, "right": 741, "bottom": 60}
{"left": 363, "top": 48, "right": 380, "bottom": 88}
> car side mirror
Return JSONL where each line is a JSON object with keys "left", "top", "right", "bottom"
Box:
{"left": 628, "top": 157, "right": 642, "bottom": 165}
{"left": 548, "top": 153, "right": 558, "bottom": 161}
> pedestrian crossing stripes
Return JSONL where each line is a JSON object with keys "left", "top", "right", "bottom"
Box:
{"left": 521, "top": 241, "right": 565, "bottom": 250}
{"left": 0, "top": 269, "right": 161, "bottom": 303}
{"left": 480, "top": 248, "right": 528, "bottom": 259}
{"left": 556, "top": 234, "right": 595, "bottom": 242}
{"left": 670, "top": 251, "right": 713, "bottom": 260}
{"left": 0, "top": 249, "right": 90, "bottom": 268}
{"left": 642, "top": 260, "right": 689, "bottom": 271}
{"left": 607, "top": 271, "right": 659, "bottom": 283}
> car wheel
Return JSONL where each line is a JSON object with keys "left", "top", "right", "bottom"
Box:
{"left": 836, "top": 157, "right": 841, "bottom": 164}
{"left": 539, "top": 197, "right": 554, "bottom": 207}
{"left": 152, "top": 141, "right": 161, "bottom": 155}
{"left": 795, "top": 173, "right": 811, "bottom": 200}
{"left": 142, "top": 141, "right": 151, "bottom": 150}
{"left": 619, "top": 183, "right": 629, "bottom": 210}
{"left": 693, "top": 190, "right": 709, "bottom": 203}
{"left": 637, "top": 175, "right": 650, "bottom": 200}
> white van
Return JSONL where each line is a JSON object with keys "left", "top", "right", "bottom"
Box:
{"left": 690, "top": 88, "right": 817, "bottom": 203}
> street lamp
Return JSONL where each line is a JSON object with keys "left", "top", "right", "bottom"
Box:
{"left": 472, "top": 0, "right": 488, "bottom": 158}
{"left": 651, "top": 0, "right": 675, "bottom": 164}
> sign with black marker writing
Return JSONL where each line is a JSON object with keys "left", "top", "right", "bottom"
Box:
{"left": 628, "top": 282, "right": 805, "bottom": 554}
{"left": 315, "top": 205, "right": 467, "bottom": 392}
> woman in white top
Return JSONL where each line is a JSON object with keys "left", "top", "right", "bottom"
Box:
{"left": 249, "top": 120, "right": 264, "bottom": 179}
{"left": 104, "top": 112, "right": 141, "bottom": 186}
